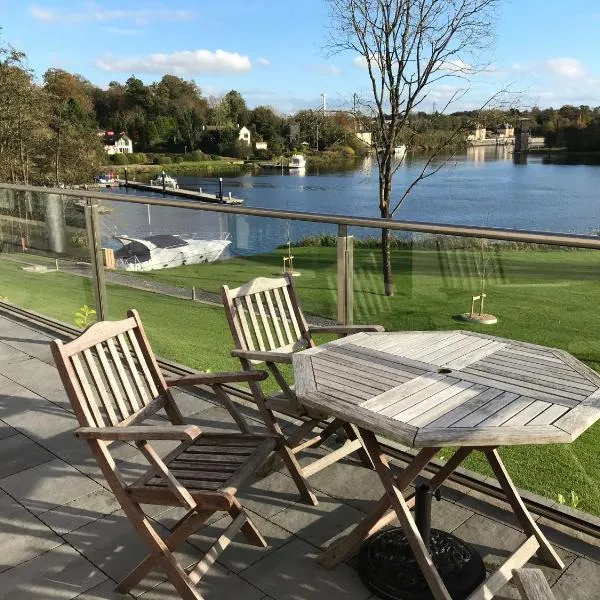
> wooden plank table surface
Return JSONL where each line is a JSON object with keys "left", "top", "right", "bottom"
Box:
{"left": 292, "top": 330, "right": 600, "bottom": 600}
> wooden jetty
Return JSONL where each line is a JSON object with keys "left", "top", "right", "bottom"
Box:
{"left": 120, "top": 181, "right": 244, "bottom": 205}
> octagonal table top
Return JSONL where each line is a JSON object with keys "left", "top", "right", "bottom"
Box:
{"left": 292, "top": 331, "right": 600, "bottom": 448}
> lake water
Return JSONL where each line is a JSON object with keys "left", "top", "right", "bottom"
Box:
{"left": 101, "top": 146, "right": 600, "bottom": 254}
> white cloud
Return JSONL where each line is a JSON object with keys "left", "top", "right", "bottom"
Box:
{"left": 546, "top": 58, "right": 586, "bottom": 79}
{"left": 28, "top": 4, "right": 195, "bottom": 26}
{"left": 308, "top": 63, "right": 342, "bottom": 76}
{"left": 29, "top": 6, "right": 55, "bottom": 21}
{"left": 96, "top": 49, "right": 252, "bottom": 76}
{"left": 353, "top": 56, "right": 368, "bottom": 69}
{"left": 256, "top": 57, "right": 271, "bottom": 67}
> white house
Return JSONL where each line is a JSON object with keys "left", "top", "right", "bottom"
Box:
{"left": 467, "top": 124, "right": 487, "bottom": 141}
{"left": 354, "top": 131, "right": 373, "bottom": 147}
{"left": 103, "top": 132, "right": 133, "bottom": 155}
{"left": 497, "top": 123, "right": 514, "bottom": 138}
{"left": 255, "top": 141, "right": 268, "bottom": 150}
{"left": 238, "top": 126, "right": 251, "bottom": 145}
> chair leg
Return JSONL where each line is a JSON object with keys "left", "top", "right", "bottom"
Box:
{"left": 257, "top": 418, "right": 320, "bottom": 476}
{"left": 212, "top": 384, "right": 252, "bottom": 434}
{"left": 117, "top": 509, "right": 213, "bottom": 594}
{"left": 255, "top": 400, "right": 319, "bottom": 506}
{"left": 230, "top": 498, "right": 268, "bottom": 548}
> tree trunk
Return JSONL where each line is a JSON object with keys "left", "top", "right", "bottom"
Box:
{"left": 379, "top": 158, "right": 393, "bottom": 296}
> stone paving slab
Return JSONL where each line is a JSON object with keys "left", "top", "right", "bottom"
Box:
{"left": 0, "top": 314, "right": 596, "bottom": 600}
{"left": 0, "top": 542, "right": 106, "bottom": 599}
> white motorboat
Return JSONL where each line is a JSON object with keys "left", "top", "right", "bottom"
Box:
{"left": 150, "top": 174, "right": 179, "bottom": 188}
{"left": 394, "top": 145, "right": 407, "bottom": 157}
{"left": 96, "top": 172, "right": 117, "bottom": 184}
{"left": 114, "top": 234, "right": 230, "bottom": 271}
{"left": 288, "top": 154, "right": 307, "bottom": 169}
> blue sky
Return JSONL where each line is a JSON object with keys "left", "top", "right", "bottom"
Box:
{"left": 1, "top": 0, "right": 599, "bottom": 113}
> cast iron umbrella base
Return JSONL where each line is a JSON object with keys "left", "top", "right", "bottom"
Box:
{"left": 358, "top": 527, "right": 486, "bottom": 600}
{"left": 358, "top": 484, "right": 486, "bottom": 600}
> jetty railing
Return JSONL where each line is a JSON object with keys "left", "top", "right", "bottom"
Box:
{"left": 1, "top": 182, "right": 600, "bottom": 519}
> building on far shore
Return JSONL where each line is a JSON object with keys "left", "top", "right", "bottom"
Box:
{"left": 497, "top": 122, "right": 514, "bottom": 138}
{"left": 354, "top": 131, "right": 373, "bottom": 147}
{"left": 467, "top": 124, "right": 487, "bottom": 141}
{"left": 255, "top": 141, "right": 268, "bottom": 150}
{"left": 238, "top": 126, "right": 251, "bottom": 145}
{"left": 101, "top": 131, "right": 133, "bottom": 155}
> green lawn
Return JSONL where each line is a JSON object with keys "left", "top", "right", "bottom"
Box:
{"left": 2, "top": 246, "right": 600, "bottom": 516}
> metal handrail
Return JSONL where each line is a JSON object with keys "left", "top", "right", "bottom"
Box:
{"left": 3, "top": 182, "right": 600, "bottom": 249}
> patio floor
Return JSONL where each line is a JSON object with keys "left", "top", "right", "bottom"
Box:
{"left": 0, "top": 313, "right": 598, "bottom": 599}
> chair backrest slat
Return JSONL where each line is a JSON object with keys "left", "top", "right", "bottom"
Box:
{"left": 272, "top": 287, "right": 294, "bottom": 345}
{"left": 52, "top": 310, "right": 172, "bottom": 430}
{"left": 234, "top": 297, "right": 255, "bottom": 351}
{"left": 244, "top": 295, "right": 265, "bottom": 351}
{"left": 263, "top": 289, "right": 285, "bottom": 347}
{"left": 254, "top": 292, "right": 276, "bottom": 350}
{"left": 71, "top": 354, "right": 106, "bottom": 427}
{"left": 83, "top": 348, "right": 119, "bottom": 425}
{"left": 281, "top": 285, "right": 302, "bottom": 340}
{"left": 95, "top": 342, "right": 130, "bottom": 420}
{"left": 126, "top": 328, "right": 159, "bottom": 398}
{"left": 117, "top": 333, "right": 151, "bottom": 406}
{"left": 106, "top": 337, "right": 140, "bottom": 413}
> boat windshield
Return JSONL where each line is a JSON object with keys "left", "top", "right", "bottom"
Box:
{"left": 146, "top": 235, "right": 187, "bottom": 248}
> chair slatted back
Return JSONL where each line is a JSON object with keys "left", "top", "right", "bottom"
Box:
{"left": 222, "top": 274, "right": 314, "bottom": 362}
{"left": 52, "top": 309, "right": 173, "bottom": 430}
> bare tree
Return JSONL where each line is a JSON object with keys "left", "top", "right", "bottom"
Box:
{"left": 328, "top": 0, "right": 501, "bottom": 295}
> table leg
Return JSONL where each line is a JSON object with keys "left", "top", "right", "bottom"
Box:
{"left": 484, "top": 448, "right": 564, "bottom": 570}
{"left": 317, "top": 445, "right": 440, "bottom": 569}
{"left": 360, "top": 430, "right": 453, "bottom": 600}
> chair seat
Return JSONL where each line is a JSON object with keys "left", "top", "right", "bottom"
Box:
{"left": 129, "top": 434, "right": 276, "bottom": 507}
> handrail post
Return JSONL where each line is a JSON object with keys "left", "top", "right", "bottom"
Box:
{"left": 337, "top": 224, "right": 354, "bottom": 325}
{"left": 84, "top": 199, "right": 108, "bottom": 321}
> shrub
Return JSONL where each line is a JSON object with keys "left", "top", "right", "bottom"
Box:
{"left": 111, "top": 153, "right": 129, "bottom": 165}
{"left": 339, "top": 145, "right": 355, "bottom": 157}
{"left": 189, "top": 150, "right": 204, "bottom": 161}
{"left": 129, "top": 152, "right": 148, "bottom": 164}
{"left": 173, "top": 155, "right": 184, "bottom": 163}
{"left": 161, "top": 156, "right": 173, "bottom": 164}
{"left": 254, "top": 148, "right": 273, "bottom": 160}
{"left": 152, "top": 155, "right": 162, "bottom": 165}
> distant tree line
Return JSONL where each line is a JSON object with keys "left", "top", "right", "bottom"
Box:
{"left": 3, "top": 36, "right": 600, "bottom": 186}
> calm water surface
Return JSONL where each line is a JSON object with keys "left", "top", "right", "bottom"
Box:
{"left": 102, "top": 147, "right": 600, "bottom": 254}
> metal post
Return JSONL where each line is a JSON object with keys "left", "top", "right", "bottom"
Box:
{"left": 337, "top": 224, "right": 354, "bottom": 325}
{"left": 415, "top": 483, "right": 432, "bottom": 552}
{"left": 84, "top": 200, "right": 108, "bottom": 320}
{"left": 161, "top": 170, "right": 166, "bottom": 197}
{"left": 219, "top": 177, "right": 223, "bottom": 201}
{"left": 124, "top": 167, "right": 128, "bottom": 187}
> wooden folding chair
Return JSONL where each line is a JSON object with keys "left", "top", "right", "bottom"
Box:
{"left": 51, "top": 309, "right": 277, "bottom": 600}
{"left": 221, "top": 273, "right": 384, "bottom": 505}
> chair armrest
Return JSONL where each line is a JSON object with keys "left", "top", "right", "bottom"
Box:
{"left": 165, "top": 371, "right": 268, "bottom": 387}
{"left": 309, "top": 324, "right": 385, "bottom": 334}
{"left": 231, "top": 349, "right": 293, "bottom": 364}
{"left": 74, "top": 425, "right": 201, "bottom": 441}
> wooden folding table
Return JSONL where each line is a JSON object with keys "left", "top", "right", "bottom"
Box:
{"left": 293, "top": 330, "right": 600, "bottom": 600}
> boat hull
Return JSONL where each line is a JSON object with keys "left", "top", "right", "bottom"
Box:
{"left": 117, "top": 240, "right": 231, "bottom": 272}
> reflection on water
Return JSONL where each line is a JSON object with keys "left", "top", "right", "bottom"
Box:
{"left": 466, "top": 145, "right": 513, "bottom": 163}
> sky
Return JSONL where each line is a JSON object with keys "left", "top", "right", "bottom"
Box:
{"left": 1, "top": 0, "right": 600, "bottom": 113}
